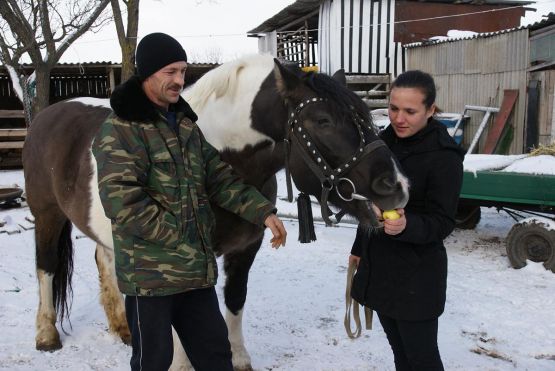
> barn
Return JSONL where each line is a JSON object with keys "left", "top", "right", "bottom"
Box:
{"left": 247, "top": 0, "right": 530, "bottom": 76}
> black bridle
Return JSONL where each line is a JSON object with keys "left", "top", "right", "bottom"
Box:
{"left": 283, "top": 97, "right": 387, "bottom": 225}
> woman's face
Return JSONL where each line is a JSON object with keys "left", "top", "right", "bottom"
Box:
{"left": 388, "top": 87, "right": 435, "bottom": 138}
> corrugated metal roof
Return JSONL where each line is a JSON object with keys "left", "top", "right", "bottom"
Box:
{"left": 248, "top": 0, "right": 323, "bottom": 34}
{"left": 247, "top": 0, "right": 534, "bottom": 34}
{"left": 405, "top": 12, "right": 555, "bottom": 48}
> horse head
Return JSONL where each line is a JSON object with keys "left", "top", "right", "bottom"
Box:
{"left": 273, "top": 59, "right": 409, "bottom": 227}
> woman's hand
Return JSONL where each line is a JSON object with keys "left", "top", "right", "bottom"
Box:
{"left": 264, "top": 214, "right": 287, "bottom": 248}
{"left": 383, "top": 208, "right": 406, "bottom": 236}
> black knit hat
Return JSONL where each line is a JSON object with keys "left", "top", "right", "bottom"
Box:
{"left": 136, "top": 33, "right": 188, "bottom": 80}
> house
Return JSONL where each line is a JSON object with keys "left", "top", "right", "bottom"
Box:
{"left": 404, "top": 12, "right": 555, "bottom": 154}
{"left": 248, "top": 0, "right": 531, "bottom": 76}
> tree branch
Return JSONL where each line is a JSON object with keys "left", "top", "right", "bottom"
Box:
{"left": 111, "top": 0, "right": 126, "bottom": 47}
{"left": 50, "top": 0, "right": 111, "bottom": 64}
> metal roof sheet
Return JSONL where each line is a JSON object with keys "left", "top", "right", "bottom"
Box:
{"left": 405, "top": 12, "right": 554, "bottom": 48}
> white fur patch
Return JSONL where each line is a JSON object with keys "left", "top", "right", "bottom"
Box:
{"left": 36, "top": 269, "right": 56, "bottom": 336}
{"left": 394, "top": 159, "right": 410, "bottom": 207}
{"left": 88, "top": 151, "right": 114, "bottom": 249}
{"left": 37, "top": 270, "right": 54, "bottom": 314}
{"left": 225, "top": 308, "right": 251, "bottom": 368}
{"left": 68, "top": 97, "right": 111, "bottom": 108}
{"left": 183, "top": 54, "right": 276, "bottom": 152}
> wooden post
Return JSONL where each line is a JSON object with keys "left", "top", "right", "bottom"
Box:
{"left": 109, "top": 67, "right": 116, "bottom": 95}
{"left": 304, "top": 20, "right": 310, "bottom": 67}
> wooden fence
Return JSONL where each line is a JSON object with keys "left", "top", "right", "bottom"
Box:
{"left": 346, "top": 73, "right": 391, "bottom": 109}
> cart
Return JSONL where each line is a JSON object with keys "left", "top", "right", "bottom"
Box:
{"left": 0, "top": 187, "right": 24, "bottom": 209}
{"left": 456, "top": 155, "right": 555, "bottom": 272}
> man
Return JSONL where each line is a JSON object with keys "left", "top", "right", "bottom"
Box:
{"left": 92, "top": 32, "right": 287, "bottom": 371}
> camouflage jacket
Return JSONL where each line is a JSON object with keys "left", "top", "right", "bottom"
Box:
{"left": 92, "top": 76, "right": 276, "bottom": 296}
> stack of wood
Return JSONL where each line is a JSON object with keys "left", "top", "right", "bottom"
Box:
{"left": 345, "top": 74, "right": 390, "bottom": 109}
{"left": 0, "top": 109, "right": 25, "bottom": 169}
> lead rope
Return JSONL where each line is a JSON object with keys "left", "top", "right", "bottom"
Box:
{"left": 344, "top": 259, "right": 373, "bottom": 339}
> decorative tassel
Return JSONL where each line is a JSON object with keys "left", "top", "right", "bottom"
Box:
{"left": 297, "top": 192, "right": 316, "bottom": 243}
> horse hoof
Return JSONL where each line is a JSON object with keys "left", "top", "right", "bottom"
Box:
{"left": 120, "top": 332, "right": 132, "bottom": 345}
{"left": 233, "top": 366, "right": 253, "bottom": 371}
{"left": 36, "top": 339, "right": 62, "bottom": 352}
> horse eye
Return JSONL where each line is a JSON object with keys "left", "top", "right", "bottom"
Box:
{"left": 317, "top": 118, "right": 332, "bottom": 126}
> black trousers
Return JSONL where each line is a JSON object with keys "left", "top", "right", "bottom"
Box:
{"left": 125, "top": 287, "right": 233, "bottom": 371}
{"left": 377, "top": 312, "right": 444, "bottom": 371}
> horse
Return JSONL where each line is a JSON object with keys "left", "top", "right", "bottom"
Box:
{"left": 22, "top": 54, "right": 409, "bottom": 370}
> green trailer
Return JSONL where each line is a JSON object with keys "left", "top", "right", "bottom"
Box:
{"left": 456, "top": 167, "right": 555, "bottom": 272}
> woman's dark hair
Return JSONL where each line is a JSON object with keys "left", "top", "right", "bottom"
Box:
{"left": 390, "top": 70, "right": 436, "bottom": 109}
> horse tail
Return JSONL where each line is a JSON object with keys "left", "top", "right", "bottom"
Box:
{"left": 53, "top": 219, "right": 74, "bottom": 329}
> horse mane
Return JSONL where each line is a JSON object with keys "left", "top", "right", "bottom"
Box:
{"left": 183, "top": 54, "right": 274, "bottom": 112}
{"left": 304, "top": 72, "right": 372, "bottom": 124}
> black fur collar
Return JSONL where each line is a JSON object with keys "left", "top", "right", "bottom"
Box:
{"left": 110, "top": 75, "right": 198, "bottom": 123}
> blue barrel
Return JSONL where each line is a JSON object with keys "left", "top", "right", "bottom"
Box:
{"left": 435, "top": 113, "right": 468, "bottom": 145}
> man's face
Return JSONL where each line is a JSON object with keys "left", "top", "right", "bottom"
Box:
{"left": 142, "top": 61, "right": 187, "bottom": 109}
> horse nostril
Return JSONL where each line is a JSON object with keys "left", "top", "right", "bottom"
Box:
{"left": 382, "top": 176, "right": 396, "bottom": 188}
{"left": 372, "top": 175, "right": 398, "bottom": 195}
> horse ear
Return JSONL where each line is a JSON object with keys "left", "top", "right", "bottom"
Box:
{"left": 273, "top": 58, "right": 300, "bottom": 97}
{"left": 332, "top": 69, "right": 347, "bottom": 86}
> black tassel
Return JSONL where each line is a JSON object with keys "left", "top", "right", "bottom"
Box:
{"left": 297, "top": 193, "right": 316, "bottom": 243}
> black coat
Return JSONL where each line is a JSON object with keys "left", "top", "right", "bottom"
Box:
{"left": 351, "top": 119, "right": 464, "bottom": 321}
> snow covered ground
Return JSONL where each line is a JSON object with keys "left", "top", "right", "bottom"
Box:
{"left": 1, "top": 169, "right": 554, "bottom": 370}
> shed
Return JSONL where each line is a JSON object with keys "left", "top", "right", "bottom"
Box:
{"left": 0, "top": 61, "right": 218, "bottom": 129}
{"left": 405, "top": 12, "right": 555, "bottom": 154}
{"left": 248, "top": 0, "right": 530, "bottom": 76}
{"left": 0, "top": 61, "right": 218, "bottom": 168}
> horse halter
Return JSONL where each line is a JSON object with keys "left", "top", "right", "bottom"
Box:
{"left": 284, "top": 97, "right": 387, "bottom": 225}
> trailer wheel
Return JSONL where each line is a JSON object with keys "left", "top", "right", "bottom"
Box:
{"left": 506, "top": 220, "right": 555, "bottom": 273}
{"left": 455, "top": 204, "right": 481, "bottom": 230}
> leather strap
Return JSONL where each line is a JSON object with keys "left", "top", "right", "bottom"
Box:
{"left": 344, "top": 259, "right": 373, "bottom": 339}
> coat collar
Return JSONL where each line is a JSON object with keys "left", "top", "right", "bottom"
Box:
{"left": 110, "top": 75, "right": 198, "bottom": 123}
{"left": 381, "top": 119, "right": 465, "bottom": 160}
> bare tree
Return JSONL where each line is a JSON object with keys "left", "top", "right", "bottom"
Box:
{"left": 111, "top": 0, "right": 139, "bottom": 82}
{"left": 0, "top": 0, "right": 111, "bottom": 124}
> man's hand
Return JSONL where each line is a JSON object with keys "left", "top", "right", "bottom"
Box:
{"left": 264, "top": 214, "right": 287, "bottom": 248}
{"left": 349, "top": 254, "right": 360, "bottom": 268}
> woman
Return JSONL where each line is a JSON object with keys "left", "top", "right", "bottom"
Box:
{"left": 350, "top": 70, "right": 464, "bottom": 370}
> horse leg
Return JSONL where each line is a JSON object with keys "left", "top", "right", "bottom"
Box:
{"left": 223, "top": 241, "right": 261, "bottom": 371}
{"left": 34, "top": 210, "right": 73, "bottom": 351}
{"left": 94, "top": 243, "right": 131, "bottom": 344}
{"left": 168, "top": 327, "right": 194, "bottom": 371}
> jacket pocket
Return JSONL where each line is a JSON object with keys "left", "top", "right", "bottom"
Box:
{"left": 148, "top": 160, "right": 180, "bottom": 208}
{"left": 152, "top": 160, "right": 176, "bottom": 178}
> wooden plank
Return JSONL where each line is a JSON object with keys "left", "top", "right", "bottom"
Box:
{"left": 346, "top": 75, "right": 390, "bottom": 84}
{"left": 362, "top": 99, "right": 389, "bottom": 108}
{"left": 354, "top": 90, "right": 389, "bottom": 97}
{"left": 0, "top": 141, "right": 24, "bottom": 149}
{"left": 0, "top": 129, "right": 27, "bottom": 138}
{"left": 0, "top": 110, "right": 25, "bottom": 118}
{"left": 460, "top": 171, "right": 555, "bottom": 207}
{"left": 482, "top": 89, "right": 518, "bottom": 154}
{"left": 0, "top": 157, "right": 22, "bottom": 169}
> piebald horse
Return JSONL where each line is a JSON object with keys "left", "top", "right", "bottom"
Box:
{"left": 23, "top": 54, "right": 409, "bottom": 370}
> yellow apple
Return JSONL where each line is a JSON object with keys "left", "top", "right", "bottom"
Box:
{"left": 382, "top": 209, "right": 400, "bottom": 220}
